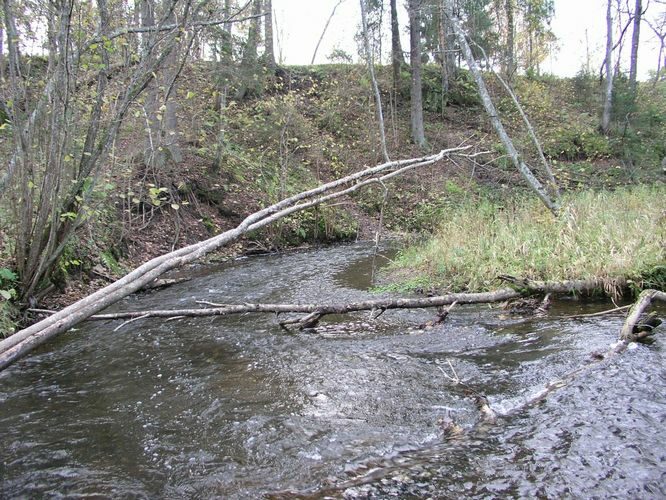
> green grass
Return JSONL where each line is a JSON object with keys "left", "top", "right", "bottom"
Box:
{"left": 388, "top": 185, "right": 666, "bottom": 296}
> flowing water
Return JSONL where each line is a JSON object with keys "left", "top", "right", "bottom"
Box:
{"left": 1, "top": 244, "right": 665, "bottom": 498}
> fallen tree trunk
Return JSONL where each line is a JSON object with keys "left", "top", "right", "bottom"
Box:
{"left": 57, "top": 289, "right": 521, "bottom": 325}
{"left": 620, "top": 289, "right": 666, "bottom": 340}
{"left": 0, "top": 147, "right": 470, "bottom": 371}
{"left": 27, "top": 277, "right": 611, "bottom": 330}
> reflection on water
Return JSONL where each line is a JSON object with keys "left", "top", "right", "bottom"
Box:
{"left": 1, "top": 243, "right": 664, "bottom": 498}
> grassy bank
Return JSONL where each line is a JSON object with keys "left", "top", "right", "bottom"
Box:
{"left": 387, "top": 185, "right": 665, "bottom": 296}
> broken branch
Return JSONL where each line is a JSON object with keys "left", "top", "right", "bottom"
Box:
{"left": 620, "top": 289, "right": 666, "bottom": 341}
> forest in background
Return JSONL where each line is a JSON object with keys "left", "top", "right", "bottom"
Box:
{"left": 0, "top": 0, "right": 664, "bottom": 336}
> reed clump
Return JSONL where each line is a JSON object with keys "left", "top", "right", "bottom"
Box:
{"left": 391, "top": 185, "right": 665, "bottom": 295}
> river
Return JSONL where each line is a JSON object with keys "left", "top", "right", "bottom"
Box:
{"left": 1, "top": 243, "right": 664, "bottom": 498}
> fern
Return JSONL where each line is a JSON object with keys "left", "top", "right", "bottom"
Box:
{"left": 100, "top": 250, "right": 123, "bottom": 275}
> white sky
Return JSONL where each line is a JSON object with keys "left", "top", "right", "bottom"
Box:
{"left": 273, "top": 0, "right": 664, "bottom": 80}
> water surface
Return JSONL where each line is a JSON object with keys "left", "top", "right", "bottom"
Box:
{"left": 1, "top": 244, "right": 664, "bottom": 498}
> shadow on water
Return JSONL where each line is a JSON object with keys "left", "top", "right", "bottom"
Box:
{"left": 1, "top": 243, "right": 665, "bottom": 498}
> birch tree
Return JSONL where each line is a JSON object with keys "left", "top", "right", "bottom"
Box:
{"left": 446, "top": 7, "right": 560, "bottom": 214}
{"left": 264, "top": 0, "right": 276, "bottom": 70}
{"left": 360, "top": 0, "right": 390, "bottom": 161}
{"left": 601, "top": 0, "right": 614, "bottom": 134}
{"left": 628, "top": 0, "right": 642, "bottom": 96}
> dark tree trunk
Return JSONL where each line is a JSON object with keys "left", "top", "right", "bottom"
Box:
{"left": 505, "top": 0, "right": 515, "bottom": 80}
{"left": 408, "top": 0, "right": 426, "bottom": 147}
{"left": 237, "top": 0, "right": 262, "bottom": 99}
{"left": 264, "top": 0, "right": 276, "bottom": 70}
{"left": 601, "top": 0, "right": 614, "bottom": 134}
{"left": 391, "top": 0, "right": 405, "bottom": 93}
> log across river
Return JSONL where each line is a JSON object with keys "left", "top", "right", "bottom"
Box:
{"left": 1, "top": 243, "right": 664, "bottom": 498}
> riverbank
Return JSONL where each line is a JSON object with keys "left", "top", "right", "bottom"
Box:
{"left": 384, "top": 185, "right": 665, "bottom": 297}
{"left": 1, "top": 65, "right": 665, "bottom": 334}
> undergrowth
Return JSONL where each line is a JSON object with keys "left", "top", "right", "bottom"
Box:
{"left": 386, "top": 185, "right": 666, "bottom": 296}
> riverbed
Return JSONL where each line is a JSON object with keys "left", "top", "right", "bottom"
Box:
{"left": 1, "top": 243, "right": 664, "bottom": 498}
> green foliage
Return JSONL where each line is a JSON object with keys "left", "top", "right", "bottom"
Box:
{"left": 611, "top": 81, "right": 666, "bottom": 169}
{"left": 543, "top": 125, "right": 611, "bottom": 160}
{"left": 570, "top": 70, "right": 599, "bottom": 109}
{"left": 0, "top": 268, "right": 18, "bottom": 301}
{"left": 100, "top": 250, "right": 123, "bottom": 275}
{"left": 637, "top": 265, "right": 666, "bottom": 293}
{"left": 448, "top": 70, "right": 480, "bottom": 107}
{"left": 0, "top": 267, "right": 18, "bottom": 336}
{"left": 503, "top": 77, "right": 611, "bottom": 161}
{"left": 461, "top": 0, "right": 499, "bottom": 61}
{"left": 327, "top": 49, "right": 353, "bottom": 64}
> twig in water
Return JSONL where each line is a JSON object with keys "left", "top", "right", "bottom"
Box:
{"left": 559, "top": 304, "right": 631, "bottom": 320}
{"left": 113, "top": 314, "right": 150, "bottom": 332}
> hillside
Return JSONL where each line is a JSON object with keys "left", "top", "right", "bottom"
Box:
{"left": 1, "top": 62, "right": 664, "bottom": 316}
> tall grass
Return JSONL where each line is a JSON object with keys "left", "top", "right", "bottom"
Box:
{"left": 390, "top": 185, "right": 665, "bottom": 295}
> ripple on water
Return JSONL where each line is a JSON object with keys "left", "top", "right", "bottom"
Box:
{"left": 1, "top": 243, "right": 665, "bottom": 498}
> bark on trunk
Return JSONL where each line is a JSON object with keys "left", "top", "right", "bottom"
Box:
{"left": 628, "top": 0, "right": 642, "bottom": 96}
{"left": 36, "top": 276, "right": 616, "bottom": 329}
{"left": 408, "top": 0, "right": 426, "bottom": 147}
{"left": 264, "top": 0, "right": 276, "bottom": 70}
{"left": 360, "top": 0, "right": 390, "bottom": 162}
{"left": 601, "top": 0, "right": 614, "bottom": 134}
{"left": 505, "top": 0, "right": 515, "bottom": 81}
{"left": 620, "top": 289, "right": 666, "bottom": 341}
{"left": 57, "top": 289, "right": 524, "bottom": 323}
{"left": 470, "top": 42, "right": 559, "bottom": 200}
{"left": 448, "top": 14, "right": 560, "bottom": 214}
{"left": 391, "top": 0, "right": 405, "bottom": 94}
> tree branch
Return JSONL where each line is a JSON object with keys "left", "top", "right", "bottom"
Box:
{"left": 0, "top": 146, "right": 472, "bottom": 370}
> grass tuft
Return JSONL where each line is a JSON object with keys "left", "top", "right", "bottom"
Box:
{"left": 389, "top": 185, "right": 666, "bottom": 296}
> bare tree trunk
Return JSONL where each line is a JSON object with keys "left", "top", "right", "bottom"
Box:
{"left": 214, "top": 0, "right": 234, "bottom": 171}
{"left": 160, "top": 13, "right": 185, "bottom": 166}
{"left": 0, "top": 24, "right": 4, "bottom": 83}
{"left": 505, "top": 0, "right": 515, "bottom": 81}
{"left": 408, "top": 0, "right": 426, "bottom": 147}
{"left": 360, "top": 0, "right": 390, "bottom": 162}
{"left": 264, "top": 0, "right": 276, "bottom": 70}
{"left": 237, "top": 0, "right": 262, "bottom": 99}
{"left": 628, "top": 0, "right": 642, "bottom": 96}
{"left": 222, "top": 0, "right": 233, "bottom": 60}
{"left": 44, "top": 277, "right": 611, "bottom": 327}
{"left": 390, "top": 0, "right": 405, "bottom": 93}
{"left": 142, "top": 0, "right": 160, "bottom": 167}
{"left": 601, "top": 0, "right": 614, "bottom": 134}
{"left": 437, "top": 1, "right": 449, "bottom": 99}
{"left": 311, "top": 0, "right": 343, "bottom": 65}
{"left": 470, "top": 40, "right": 559, "bottom": 200}
{"left": 448, "top": 13, "right": 560, "bottom": 214}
